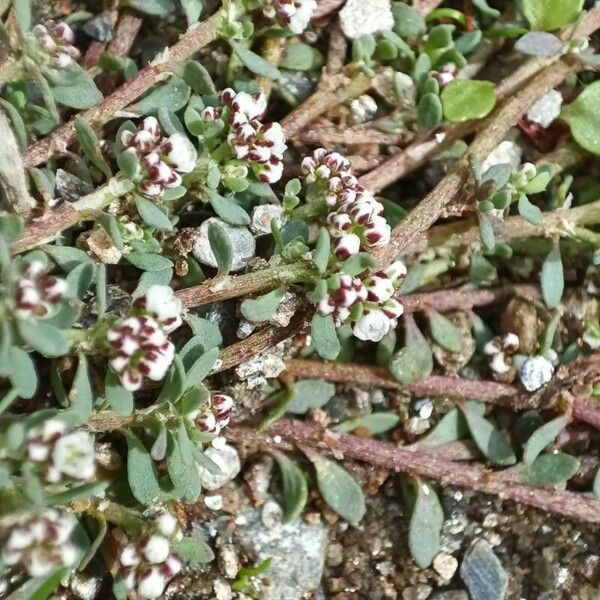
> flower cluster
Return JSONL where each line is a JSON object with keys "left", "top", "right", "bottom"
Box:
{"left": 32, "top": 20, "right": 80, "bottom": 68}
{"left": 106, "top": 286, "right": 182, "bottom": 391}
{"left": 1, "top": 510, "right": 77, "bottom": 577}
{"left": 216, "top": 88, "right": 287, "bottom": 183}
{"left": 262, "top": 0, "right": 317, "bottom": 34}
{"left": 316, "top": 261, "right": 406, "bottom": 342}
{"left": 115, "top": 514, "right": 183, "bottom": 600}
{"left": 301, "top": 148, "right": 360, "bottom": 207}
{"left": 196, "top": 392, "right": 235, "bottom": 435}
{"left": 301, "top": 149, "right": 391, "bottom": 259}
{"left": 483, "top": 333, "right": 520, "bottom": 377}
{"left": 121, "top": 117, "right": 197, "bottom": 198}
{"left": 26, "top": 419, "right": 96, "bottom": 484}
{"left": 14, "top": 261, "right": 67, "bottom": 318}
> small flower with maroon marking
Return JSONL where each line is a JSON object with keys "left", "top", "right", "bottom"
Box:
{"left": 107, "top": 316, "right": 175, "bottom": 391}
{"left": 1, "top": 509, "right": 77, "bottom": 578}
{"left": 26, "top": 419, "right": 96, "bottom": 484}
{"left": 316, "top": 274, "right": 367, "bottom": 326}
{"left": 14, "top": 261, "right": 67, "bottom": 318}
{"left": 263, "top": 0, "right": 317, "bottom": 34}
{"left": 133, "top": 285, "right": 183, "bottom": 333}
{"left": 196, "top": 392, "right": 235, "bottom": 434}
{"left": 32, "top": 20, "right": 80, "bottom": 67}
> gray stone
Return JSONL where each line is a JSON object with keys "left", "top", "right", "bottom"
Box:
{"left": 192, "top": 217, "right": 256, "bottom": 272}
{"left": 526, "top": 89, "right": 563, "bottom": 128}
{"left": 460, "top": 539, "right": 508, "bottom": 600}
{"left": 481, "top": 140, "right": 522, "bottom": 173}
{"left": 402, "top": 585, "right": 433, "bottom": 600}
{"left": 82, "top": 15, "right": 114, "bottom": 42}
{"left": 55, "top": 169, "right": 93, "bottom": 203}
{"left": 433, "top": 552, "right": 459, "bottom": 581}
{"left": 218, "top": 543, "right": 240, "bottom": 579}
{"left": 196, "top": 442, "right": 241, "bottom": 491}
{"left": 235, "top": 508, "right": 328, "bottom": 600}
{"left": 251, "top": 204, "right": 286, "bottom": 236}
{"left": 412, "top": 398, "right": 433, "bottom": 420}
{"left": 340, "top": 0, "right": 394, "bottom": 39}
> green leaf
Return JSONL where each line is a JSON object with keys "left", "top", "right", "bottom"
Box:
{"left": 44, "top": 245, "right": 92, "bottom": 271}
{"left": 341, "top": 252, "right": 374, "bottom": 276}
{"left": 166, "top": 430, "right": 201, "bottom": 501}
{"left": 520, "top": 0, "right": 583, "bottom": 31}
{"left": 68, "top": 355, "right": 94, "bottom": 423}
{"left": 541, "top": 245, "right": 564, "bottom": 308}
{"left": 408, "top": 480, "right": 444, "bottom": 568}
{"left": 125, "top": 431, "right": 164, "bottom": 504}
{"left": 185, "top": 347, "right": 219, "bottom": 385}
{"left": 209, "top": 191, "right": 250, "bottom": 226}
{"left": 50, "top": 66, "right": 103, "bottom": 109}
{"left": 335, "top": 412, "right": 400, "bottom": 434}
{"left": 133, "top": 268, "right": 173, "bottom": 297}
{"left": 561, "top": 81, "right": 600, "bottom": 155}
{"left": 259, "top": 387, "right": 294, "bottom": 431}
{"left": 181, "top": 0, "right": 203, "bottom": 25}
{"left": 208, "top": 221, "right": 233, "bottom": 275}
{"left": 66, "top": 261, "right": 95, "bottom": 299}
{"left": 593, "top": 467, "right": 600, "bottom": 498}
{"left": 185, "top": 315, "right": 222, "bottom": 350}
{"left": 313, "top": 456, "right": 366, "bottom": 525}
{"left": 441, "top": 80, "right": 496, "bottom": 123}
{"left": 158, "top": 355, "right": 186, "bottom": 403}
{"left": 5, "top": 568, "right": 68, "bottom": 600}
{"left": 134, "top": 195, "right": 173, "bottom": 230}
{"left": 74, "top": 118, "right": 112, "bottom": 179}
{"left": 391, "top": 1, "right": 426, "bottom": 37}
{"left": 280, "top": 42, "right": 323, "bottom": 70}
{"left": 517, "top": 194, "right": 542, "bottom": 224}
{"left": 478, "top": 212, "right": 496, "bottom": 251}
{"left": 13, "top": 0, "right": 31, "bottom": 33}
{"left": 240, "top": 287, "right": 285, "bottom": 323}
{"left": 128, "top": 76, "right": 191, "bottom": 114}
{"left": 515, "top": 31, "right": 564, "bottom": 56}
{"left": 46, "top": 481, "right": 109, "bottom": 506}
{"left": 524, "top": 452, "right": 579, "bottom": 486}
{"left": 389, "top": 318, "right": 433, "bottom": 384}
{"left": 522, "top": 414, "right": 570, "bottom": 465}
{"left": 125, "top": 252, "right": 173, "bottom": 272}
{"left": 417, "top": 93, "right": 443, "bottom": 129}
{"left": 273, "top": 452, "right": 308, "bottom": 521}
{"left": 172, "top": 535, "right": 214, "bottom": 564}
{"left": 8, "top": 346, "right": 37, "bottom": 399}
{"left": 18, "top": 320, "right": 70, "bottom": 358}
{"left": 428, "top": 310, "right": 462, "bottom": 352}
{"left": 126, "top": 0, "right": 175, "bottom": 14}
{"left": 287, "top": 379, "right": 336, "bottom": 414}
{"left": 183, "top": 61, "right": 216, "bottom": 95}
{"left": 231, "top": 42, "right": 281, "bottom": 79}
{"left": 313, "top": 227, "right": 330, "bottom": 274}
{"left": 104, "top": 370, "right": 134, "bottom": 415}
{"left": 412, "top": 403, "right": 486, "bottom": 450}
{"left": 311, "top": 314, "right": 341, "bottom": 360}
{"left": 461, "top": 404, "right": 516, "bottom": 465}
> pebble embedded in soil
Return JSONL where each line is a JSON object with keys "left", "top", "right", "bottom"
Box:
{"left": 197, "top": 442, "right": 241, "bottom": 491}
{"left": 460, "top": 538, "right": 508, "bottom": 600}
{"left": 340, "top": 0, "right": 394, "bottom": 39}
{"left": 192, "top": 217, "right": 256, "bottom": 272}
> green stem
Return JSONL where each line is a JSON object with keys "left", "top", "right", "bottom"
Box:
{"left": 73, "top": 175, "right": 135, "bottom": 214}
{"left": 0, "top": 388, "right": 18, "bottom": 415}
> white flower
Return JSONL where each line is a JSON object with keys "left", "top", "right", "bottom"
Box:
{"left": 196, "top": 392, "right": 235, "bottom": 434}
{"left": 136, "top": 285, "right": 183, "bottom": 333}
{"left": 333, "top": 232, "right": 361, "bottom": 259}
{"left": 107, "top": 316, "right": 175, "bottom": 391}
{"left": 32, "top": 20, "right": 80, "bottom": 67}
{"left": 162, "top": 133, "right": 197, "bottom": 173}
{"left": 27, "top": 420, "right": 96, "bottom": 484}
{"left": 51, "top": 431, "right": 96, "bottom": 481}
{"left": 14, "top": 261, "right": 67, "bottom": 318}
{"left": 1, "top": 510, "right": 77, "bottom": 578}
{"left": 364, "top": 273, "right": 395, "bottom": 303}
{"left": 142, "top": 535, "right": 171, "bottom": 564}
{"left": 289, "top": 0, "right": 317, "bottom": 33}
{"left": 353, "top": 309, "right": 393, "bottom": 342}
{"left": 519, "top": 355, "right": 554, "bottom": 392}
{"left": 156, "top": 513, "right": 179, "bottom": 537}
{"left": 137, "top": 567, "right": 168, "bottom": 599}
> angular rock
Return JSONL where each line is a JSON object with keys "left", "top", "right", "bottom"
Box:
{"left": 192, "top": 217, "right": 256, "bottom": 272}
{"left": 460, "top": 539, "right": 508, "bottom": 600}
{"left": 197, "top": 442, "right": 241, "bottom": 491}
{"left": 340, "top": 0, "right": 394, "bottom": 39}
{"left": 234, "top": 508, "right": 328, "bottom": 600}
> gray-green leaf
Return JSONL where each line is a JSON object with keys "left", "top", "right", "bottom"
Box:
{"left": 311, "top": 314, "right": 341, "bottom": 361}
{"left": 273, "top": 452, "right": 308, "bottom": 521}
{"left": 408, "top": 480, "right": 444, "bottom": 568}
{"left": 522, "top": 414, "right": 569, "bottom": 465}
{"left": 240, "top": 287, "right": 285, "bottom": 323}
{"left": 313, "top": 456, "right": 366, "bottom": 525}
{"left": 541, "top": 245, "right": 564, "bottom": 308}
{"left": 287, "top": 379, "right": 336, "bottom": 414}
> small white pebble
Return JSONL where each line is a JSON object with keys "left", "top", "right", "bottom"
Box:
{"left": 273, "top": 435, "right": 282, "bottom": 444}
{"left": 526, "top": 89, "right": 563, "bottom": 129}
{"left": 204, "top": 494, "right": 224, "bottom": 511}
{"left": 519, "top": 355, "right": 554, "bottom": 391}
{"left": 234, "top": 515, "right": 247, "bottom": 526}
